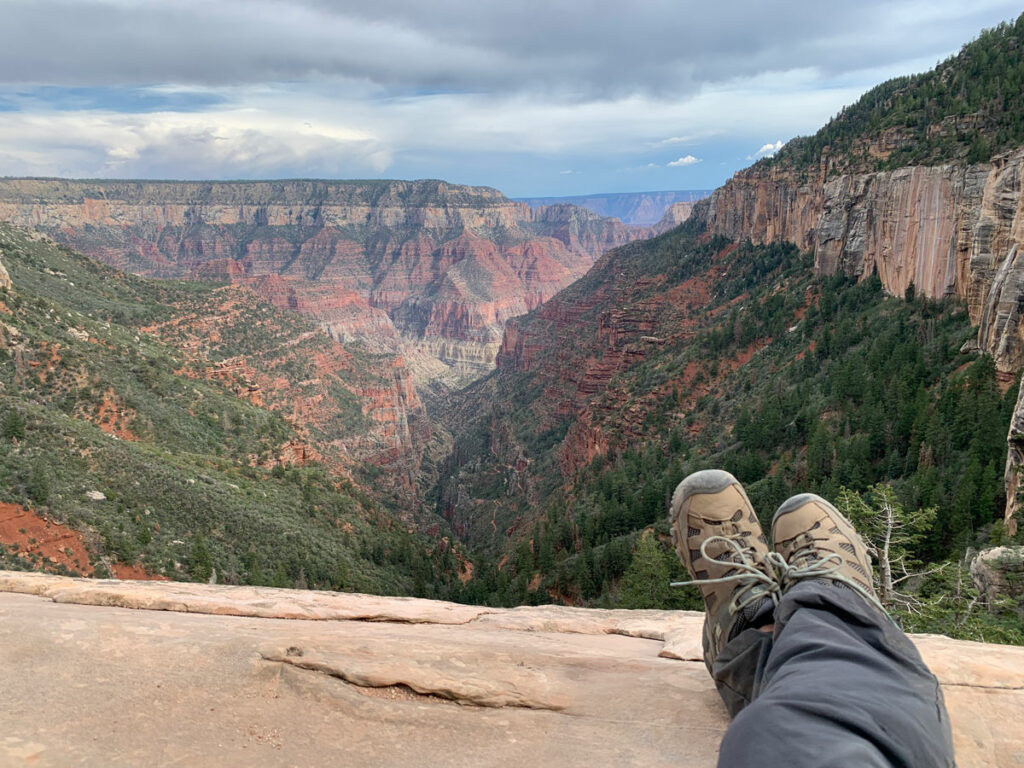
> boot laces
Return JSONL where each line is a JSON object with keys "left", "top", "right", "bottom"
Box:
{"left": 772, "top": 534, "right": 888, "bottom": 615}
{"left": 672, "top": 534, "right": 889, "bottom": 617}
{"left": 670, "top": 535, "right": 782, "bottom": 616}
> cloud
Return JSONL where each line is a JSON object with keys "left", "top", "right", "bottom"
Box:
{"left": 748, "top": 139, "right": 784, "bottom": 159}
{"left": 559, "top": 169, "right": 575, "bottom": 175}
{"left": 0, "top": 1, "right": 1018, "bottom": 100}
{"left": 0, "top": 109, "right": 391, "bottom": 178}
{"left": 667, "top": 155, "right": 701, "bottom": 167}
{"left": 0, "top": 2, "right": 1019, "bottom": 191}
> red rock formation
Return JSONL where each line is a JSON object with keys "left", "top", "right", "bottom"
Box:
{"left": 0, "top": 179, "right": 649, "bottom": 388}
{"left": 143, "top": 285, "right": 427, "bottom": 497}
{"left": 704, "top": 147, "right": 1024, "bottom": 373}
{"left": 703, "top": 146, "right": 1024, "bottom": 534}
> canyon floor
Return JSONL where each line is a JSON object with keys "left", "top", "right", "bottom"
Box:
{"left": 1, "top": 572, "right": 1021, "bottom": 767}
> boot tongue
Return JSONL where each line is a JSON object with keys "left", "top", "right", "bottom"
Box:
{"left": 729, "top": 593, "right": 775, "bottom": 640}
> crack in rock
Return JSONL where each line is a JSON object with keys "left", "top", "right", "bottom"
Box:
{"left": 260, "top": 646, "right": 569, "bottom": 711}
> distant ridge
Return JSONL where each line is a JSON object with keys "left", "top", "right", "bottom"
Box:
{"left": 515, "top": 190, "right": 712, "bottom": 227}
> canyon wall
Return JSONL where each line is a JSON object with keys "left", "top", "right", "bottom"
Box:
{"left": 705, "top": 148, "right": 1024, "bottom": 374}
{"left": 652, "top": 201, "right": 698, "bottom": 234}
{"left": 0, "top": 179, "right": 645, "bottom": 389}
{"left": 517, "top": 189, "right": 711, "bottom": 227}
{"left": 704, "top": 148, "right": 1024, "bottom": 531}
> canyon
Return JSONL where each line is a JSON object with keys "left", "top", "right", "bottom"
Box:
{"left": 0, "top": 179, "right": 649, "bottom": 394}
{"left": 516, "top": 189, "right": 711, "bottom": 227}
{"left": 2, "top": 19, "right": 1024, "bottom": 610}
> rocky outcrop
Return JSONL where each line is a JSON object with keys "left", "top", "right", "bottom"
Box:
{"left": 1, "top": 571, "right": 1021, "bottom": 767}
{"left": 971, "top": 546, "right": 1024, "bottom": 605}
{"left": 705, "top": 148, "right": 1024, "bottom": 373}
{"left": 1004, "top": 379, "right": 1024, "bottom": 535}
{"left": 141, "top": 284, "right": 427, "bottom": 487}
{"left": 0, "top": 255, "right": 10, "bottom": 290}
{"left": 0, "top": 179, "right": 647, "bottom": 390}
{"left": 652, "top": 200, "right": 697, "bottom": 234}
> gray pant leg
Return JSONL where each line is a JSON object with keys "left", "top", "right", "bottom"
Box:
{"left": 716, "top": 582, "right": 955, "bottom": 768}
{"left": 710, "top": 626, "right": 773, "bottom": 717}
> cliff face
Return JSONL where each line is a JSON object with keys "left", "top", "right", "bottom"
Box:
{"left": 516, "top": 190, "right": 712, "bottom": 227}
{"left": 0, "top": 256, "right": 10, "bottom": 291}
{"left": 705, "top": 148, "right": 1024, "bottom": 374}
{"left": 0, "top": 179, "right": 645, "bottom": 389}
{"left": 652, "top": 201, "right": 697, "bottom": 234}
{"left": 705, "top": 148, "right": 1024, "bottom": 532}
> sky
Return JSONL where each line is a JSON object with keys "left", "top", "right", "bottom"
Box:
{"left": 0, "top": 1, "right": 1020, "bottom": 197}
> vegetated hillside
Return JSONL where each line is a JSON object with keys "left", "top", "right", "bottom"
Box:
{"left": 768, "top": 13, "right": 1024, "bottom": 176}
{"left": 0, "top": 223, "right": 460, "bottom": 596}
{"left": 0, "top": 178, "right": 647, "bottom": 392}
{"left": 436, "top": 213, "right": 1022, "bottom": 641}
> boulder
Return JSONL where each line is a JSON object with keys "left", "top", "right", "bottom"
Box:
{"left": 971, "top": 545, "right": 1024, "bottom": 605}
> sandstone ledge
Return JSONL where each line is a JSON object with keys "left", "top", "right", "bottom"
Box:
{"left": 0, "top": 572, "right": 1020, "bottom": 767}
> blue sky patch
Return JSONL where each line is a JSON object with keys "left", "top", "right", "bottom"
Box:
{"left": 5, "top": 86, "right": 226, "bottom": 113}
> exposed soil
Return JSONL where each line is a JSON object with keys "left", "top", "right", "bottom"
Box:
{"left": 111, "top": 562, "right": 170, "bottom": 581}
{"left": 0, "top": 502, "right": 93, "bottom": 575}
{"left": 0, "top": 503, "right": 168, "bottom": 580}
{"left": 94, "top": 388, "right": 139, "bottom": 441}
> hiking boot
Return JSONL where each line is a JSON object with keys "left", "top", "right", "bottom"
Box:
{"left": 771, "top": 493, "right": 885, "bottom": 613}
{"left": 670, "top": 470, "right": 779, "bottom": 670}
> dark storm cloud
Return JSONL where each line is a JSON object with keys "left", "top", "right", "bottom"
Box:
{"left": 2, "top": 0, "right": 1019, "bottom": 97}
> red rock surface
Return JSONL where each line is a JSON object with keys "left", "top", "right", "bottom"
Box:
{"left": 0, "top": 504, "right": 167, "bottom": 580}
{"left": 703, "top": 147, "right": 1024, "bottom": 373}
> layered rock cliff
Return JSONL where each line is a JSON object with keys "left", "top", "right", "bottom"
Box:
{"left": 0, "top": 179, "right": 645, "bottom": 389}
{"left": 705, "top": 148, "right": 1024, "bottom": 374}
{"left": 517, "top": 190, "right": 711, "bottom": 227}
{"left": 704, "top": 146, "right": 1024, "bottom": 533}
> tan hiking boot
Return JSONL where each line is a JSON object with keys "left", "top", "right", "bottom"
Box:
{"left": 670, "top": 469, "right": 779, "bottom": 670}
{"left": 771, "top": 493, "right": 885, "bottom": 613}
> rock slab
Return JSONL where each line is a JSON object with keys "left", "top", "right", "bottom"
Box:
{"left": 0, "top": 571, "right": 1021, "bottom": 767}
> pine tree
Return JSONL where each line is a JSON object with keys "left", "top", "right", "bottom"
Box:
{"left": 837, "top": 484, "right": 937, "bottom": 609}
{"left": 617, "top": 532, "right": 672, "bottom": 609}
{"left": 2, "top": 409, "right": 25, "bottom": 440}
